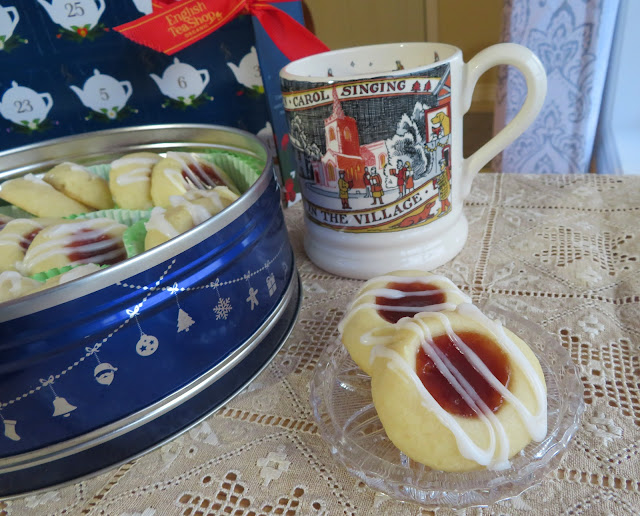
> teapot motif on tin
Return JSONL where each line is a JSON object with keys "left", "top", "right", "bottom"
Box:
{"left": 37, "top": 0, "right": 105, "bottom": 31}
{"left": 150, "top": 58, "right": 210, "bottom": 105}
{"left": 70, "top": 69, "right": 132, "bottom": 119}
{"left": 227, "top": 46, "right": 264, "bottom": 93}
{"left": 0, "top": 81, "right": 53, "bottom": 129}
{"left": 0, "top": 4, "right": 19, "bottom": 47}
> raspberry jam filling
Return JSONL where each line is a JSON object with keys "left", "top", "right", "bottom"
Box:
{"left": 20, "top": 228, "right": 42, "bottom": 251}
{"left": 182, "top": 162, "right": 224, "bottom": 187}
{"left": 66, "top": 228, "right": 126, "bottom": 265}
{"left": 376, "top": 281, "right": 447, "bottom": 323}
{"left": 415, "top": 331, "right": 511, "bottom": 417}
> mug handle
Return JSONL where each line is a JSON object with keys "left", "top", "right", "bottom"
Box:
{"left": 461, "top": 43, "right": 547, "bottom": 198}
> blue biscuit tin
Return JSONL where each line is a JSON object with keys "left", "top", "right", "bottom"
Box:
{"left": 0, "top": 125, "right": 300, "bottom": 497}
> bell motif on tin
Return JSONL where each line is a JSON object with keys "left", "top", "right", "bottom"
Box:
{"left": 40, "top": 375, "right": 77, "bottom": 418}
{"left": 51, "top": 396, "right": 77, "bottom": 418}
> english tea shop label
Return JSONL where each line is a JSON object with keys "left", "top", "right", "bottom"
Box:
{"left": 282, "top": 65, "right": 454, "bottom": 233}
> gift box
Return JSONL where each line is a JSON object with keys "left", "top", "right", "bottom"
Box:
{"left": 0, "top": 0, "right": 321, "bottom": 204}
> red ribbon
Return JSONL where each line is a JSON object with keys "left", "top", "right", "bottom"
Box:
{"left": 115, "top": 0, "right": 329, "bottom": 60}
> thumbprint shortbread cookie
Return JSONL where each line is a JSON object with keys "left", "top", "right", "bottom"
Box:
{"left": 338, "top": 270, "right": 470, "bottom": 375}
{"left": 369, "top": 305, "right": 547, "bottom": 471}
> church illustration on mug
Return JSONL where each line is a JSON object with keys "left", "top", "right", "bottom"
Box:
{"left": 287, "top": 66, "right": 453, "bottom": 217}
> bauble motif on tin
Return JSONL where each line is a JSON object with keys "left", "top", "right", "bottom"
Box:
{"left": 136, "top": 334, "right": 159, "bottom": 357}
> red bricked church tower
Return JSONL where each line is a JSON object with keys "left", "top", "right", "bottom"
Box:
{"left": 321, "top": 87, "right": 366, "bottom": 189}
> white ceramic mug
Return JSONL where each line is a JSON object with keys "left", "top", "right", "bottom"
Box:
{"left": 280, "top": 42, "right": 546, "bottom": 279}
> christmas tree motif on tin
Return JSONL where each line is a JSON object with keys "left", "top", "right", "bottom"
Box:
{"left": 86, "top": 344, "right": 117, "bottom": 385}
{"left": 37, "top": 0, "right": 107, "bottom": 41}
{"left": 227, "top": 46, "right": 264, "bottom": 97}
{"left": 0, "top": 4, "right": 27, "bottom": 52}
{"left": 70, "top": 70, "right": 138, "bottom": 122}
{"left": 0, "top": 409, "right": 20, "bottom": 441}
{"left": 40, "top": 375, "right": 77, "bottom": 418}
{"left": 127, "top": 303, "right": 159, "bottom": 357}
{"left": 0, "top": 81, "right": 53, "bottom": 133}
{"left": 150, "top": 58, "right": 213, "bottom": 109}
{"left": 167, "top": 282, "right": 195, "bottom": 332}
{"left": 211, "top": 278, "right": 232, "bottom": 320}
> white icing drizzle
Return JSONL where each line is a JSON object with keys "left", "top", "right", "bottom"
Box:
{"left": 369, "top": 305, "right": 547, "bottom": 469}
{"left": 0, "top": 219, "right": 44, "bottom": 247}
{"left": 169, "top": 195, "right": 212, "bottom": 226}
{"left": 167, "top": 152, "right": 223, "bottom": 189}
{"left": 162, "top": 165, "right": 191, "bottom": 191}
{"left": 59, "top": 162, "right": 94, "bottom": 176}
{"left": 337, "top": 274, "right": 471, "bottom": 334}
{"left": 21, "top": 173, "right": 50, "bottom": 187}
{"left": 0, "top": 271, "right": 39, "bottom": 295}
{"left": 145, "top": 207, "right": 179, "bottom": 239}
{"left": 111, "top": 157, "right": 157, "bottom": 185}
{"left": 183, "top": 188, "right": 225, "bottom": 212}
{"left": 23, "top": 219, "right": 126, "bottom": 270}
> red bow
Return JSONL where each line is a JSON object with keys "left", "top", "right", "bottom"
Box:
{"left": 115, "top": 0, "right": 329, "bottom": 60}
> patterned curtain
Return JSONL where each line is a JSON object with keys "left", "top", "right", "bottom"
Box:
{"left": 493, "top": 0, "right": 620, "bottom": 174}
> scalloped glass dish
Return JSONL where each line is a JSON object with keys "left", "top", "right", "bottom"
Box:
{"left": 309, "top": 303, "right": 585, "bottom": 508}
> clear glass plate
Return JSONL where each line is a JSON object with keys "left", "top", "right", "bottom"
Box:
{"left": 309, "top": 303, "right": 585, "bottom": 508}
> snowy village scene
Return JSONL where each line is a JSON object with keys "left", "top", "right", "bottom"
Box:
{"left": 282, "top": 63, "right": 453, "bottom": 233}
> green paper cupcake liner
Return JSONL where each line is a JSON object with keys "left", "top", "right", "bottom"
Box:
{"left": 31, "top": 263, "right": 110, "bottom": 283}
{"left": 87, "top": 163, "right": 111, "bottom": 181}
{"left": 123, "top": 219, "right": 149, "bottom": 259}
{"left": 64, "top": 208, "right": 152, "bottom": 226}
{"left": 200, "top": 150, "right": 263, "bottom": 193}
{"left": 31, "top": 265, "right": 76, "bottom": 282}
{"left": 0, "top": 204, "right": 37, "bottom": 219}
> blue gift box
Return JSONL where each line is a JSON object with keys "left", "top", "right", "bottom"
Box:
{"left": 0, "top": 0, "right": 303, "bottom": 188}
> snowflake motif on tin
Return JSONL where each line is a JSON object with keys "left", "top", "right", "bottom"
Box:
{"left": 257, "top": 446, "right": 290, "bottom": 486}
{"left": 214, "top": 297, "right": 232, "bottom": 320}
{"left": 584, "top": 411, "right": 622, "bottom": 446}
{"left": 266, "top": 273, "right": 276, "bottom": 296}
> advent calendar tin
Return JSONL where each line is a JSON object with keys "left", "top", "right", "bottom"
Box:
{"left": 0, "top": 124, "right": 300, "bottom": 497}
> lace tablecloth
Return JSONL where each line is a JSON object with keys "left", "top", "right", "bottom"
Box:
{"left": 3, "top": 173, "right": 639, "bottom": 515}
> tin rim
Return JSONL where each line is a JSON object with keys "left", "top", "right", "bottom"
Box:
{"left": 0, "top": 124, "right": 275, "bottom": 321}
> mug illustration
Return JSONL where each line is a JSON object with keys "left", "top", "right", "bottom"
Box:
{"left": 70, "top": 69, "right": 134, "bottom": 121}
{"left": 227, "top": 46, "right": 264, "bottom": 94}
{"left": 150, "top": 57, "right": 212, "bottom": 108}
{"left": 37, "top": 0, "right": 106, "bottom": 40}
{"left": 0, "top": 81, "right": 53, "bottom": 131}
{"left": 282, "top": 63, "right": 453, "bottom": 233}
